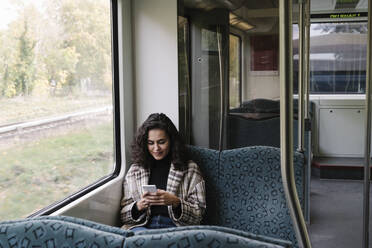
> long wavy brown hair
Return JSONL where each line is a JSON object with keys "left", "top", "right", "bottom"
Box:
{"left": 131, "top": 113, "right": 187, "bottom": 170}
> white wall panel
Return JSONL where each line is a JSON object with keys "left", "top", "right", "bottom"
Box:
{"left": 133, "top": 0, "right": 179, "bottom": 128}
{"left": 311, "top": 95, "right": 369, "bottom": 157}
{"left": 319, "top": 108, "right": 365, "bottom": 157}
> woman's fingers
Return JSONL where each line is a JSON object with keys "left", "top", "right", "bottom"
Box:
{"left": 144, "top": 195, "right": 165, "bottom": 205}
{"left": 142, "top": 192, "right": 150, "bottom": 197}
{"left": 145, "top": 195, "right": 163, "bottom": 200}
{"left": 137, "top": 198, "right": 149, "bottom": 211}
{"left": 141, "top": 190, "right": 177, "bottom": 206}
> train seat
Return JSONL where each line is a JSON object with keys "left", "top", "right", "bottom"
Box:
{"left": 0, "top": 215, "right": 291, "bottom": 248}
{"left": 0, "top": 145, "right": 303, "bottom": 248}
{"left": 226, "top": 98, "right": 313, "bottom": 223}
{"left": 187, "top": 145, "right": 304, "bottom": 248}
{"left": 129, "top": 225, "right": 292, "bottom": 247}
{"left": 0, "top": 216, "right": 128, "bottom": 248}
{"left": 227, "top": 98, "right": 314, "bottom": 150}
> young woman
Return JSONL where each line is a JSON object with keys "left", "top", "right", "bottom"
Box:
{"left": 120, "top": 113, "right": 206, "bottom": 231}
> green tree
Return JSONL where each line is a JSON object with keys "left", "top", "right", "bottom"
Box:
{"left": 14, "top": 19, "right": 37, "bottom": 96}
{"left": 45, "top": 0, "right": 112, "bottom": 93}
{"left": 0, "top": 0, "right": 112, "bottom": 98}
{"left": 0, "top": 26, "right": 18, "bottom": 97}
{"left": 0, "top": 3, "right": 41, "bottom": 97}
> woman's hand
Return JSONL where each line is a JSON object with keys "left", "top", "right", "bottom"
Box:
{"left": 146, "top": 189, "right": 181, "bottom": 208}
{"left": 136, "top": 192, "right": 150, "bottom": 211}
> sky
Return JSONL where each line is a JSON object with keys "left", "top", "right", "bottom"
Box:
{"left": 0, "top": 1, "right": 17, "bottom": 30}
{"left": 0, "top": 0, "right": 44, "bottom": 30}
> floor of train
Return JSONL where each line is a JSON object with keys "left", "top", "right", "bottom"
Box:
{"left": 309, "top": 176, "right": 372, "bottom": 248}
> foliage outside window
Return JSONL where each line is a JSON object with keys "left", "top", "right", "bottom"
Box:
{"left": 0, "top": 0, "right": 114, "bottom": 221}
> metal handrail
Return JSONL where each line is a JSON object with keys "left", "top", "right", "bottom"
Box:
{"left": 217, "top": 25, "right": 225, "bottom": 152}
{"left": 279, "top": 0, "right": 312, "bottom": 247}
{"left": 304, "top": 0, "right": 312, "bottom": 224}
{"left": 362, "top": 0, "right": 372, "bottom": 246}
{"left": 304, "top": 0, "right": 311, "bottom": 121}
{"left": 298, "top": 0, "right": 305, "bottom": 153}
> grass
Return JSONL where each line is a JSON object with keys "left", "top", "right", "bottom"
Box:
{"left": 0, "top": 95, "right": 112, "bottom": 125}
{"left": 0, "top": 122, "right": 114, "bottom": 221}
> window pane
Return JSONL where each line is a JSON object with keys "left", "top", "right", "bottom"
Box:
{"left": 0, "top": 0, "right": 114, "bottom": 221}
{"left": 229, "top": 34, "right": 241, "bottom": 109}
{"left": 293, "top": 22, "right": 367, "bottom": 94}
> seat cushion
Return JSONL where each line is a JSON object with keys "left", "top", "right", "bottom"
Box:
{"left": 127, "top": 225, "right": 292, "bottom": 248}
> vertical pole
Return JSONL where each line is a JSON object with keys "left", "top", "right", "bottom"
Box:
{"left": 363, "top": 0, "right": 371, "bottom": 246}
{"left": 298, "top": 0, "right": 305, "bottom": 152}
{"left": 279, "top": 0, "right": 312, "bottom": 247}
{"left": 304, "top": 0, "right": 311, "bottom": 223}
{"left": 304, "top": 0, "right": 311, "bottom": 120}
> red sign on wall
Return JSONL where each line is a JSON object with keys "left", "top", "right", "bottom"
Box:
{"left": 250, "top": 35, "right": 279, "bottom": 71}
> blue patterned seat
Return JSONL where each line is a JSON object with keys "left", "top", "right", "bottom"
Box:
{"left": 186, "top": 145, "right": 220, "bottom": 225}
{"left": 128, "top": 225, "right": 291, "bottom": 248}
{"left": 227, "top": 99, "right": 313, "bottom": 223}
{"left": 0, "top": 216, "right": 128, "bottom": 248}
{"left": 0, "top": 216, "right": 291, "bottom": 248}
{"left": 187, "top": 145, "right": 304, "bottom": 248}
{"left": 0, "top": 146, "right": 303, "bottom": 248}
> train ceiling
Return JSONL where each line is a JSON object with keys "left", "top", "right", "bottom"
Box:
{"left": 182, "top": 0, "right": 368, "bottom": 34}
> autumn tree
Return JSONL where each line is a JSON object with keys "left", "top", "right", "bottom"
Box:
{"left": 0, "top": 0, "right": 112, "bottom": 98}
{"left": 0, "top": 4, "right": 40, "bottom": 97}
{"left": 45, "top": 0, "right": 112, "bottom": 94}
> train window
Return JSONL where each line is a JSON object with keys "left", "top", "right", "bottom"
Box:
{"left": 229, "top": 34, "right": 242, "bottom": 109}
{"left": 293, "top": 22, "right": 367, "bottom": 94}
{"left": 0, "top": 0, "right": 115, "bottom": 221}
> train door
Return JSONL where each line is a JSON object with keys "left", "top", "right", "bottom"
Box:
{"left": 182, "top": 8, "right": 229, "bottom": 150}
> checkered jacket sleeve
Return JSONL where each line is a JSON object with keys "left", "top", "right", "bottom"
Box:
{"left": 169, "top": 161, "right": 206, "bottom": 226}
{"left": 120, "top": 165, "right": 147, "bottom": 226}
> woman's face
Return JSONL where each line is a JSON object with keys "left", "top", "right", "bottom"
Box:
{"left": 147, "top": 128, "right": 170, "bottom": 160}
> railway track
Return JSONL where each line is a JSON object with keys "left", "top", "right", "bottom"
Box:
{"left": 0, "top": 106, "right": 112, "bottom": 140}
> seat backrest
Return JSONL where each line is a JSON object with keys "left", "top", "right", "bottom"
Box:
{"left": 219, "top": 146, "right": 304, "bottom": 247}
{"left": 227, "top": 115, "right": 281, "bottom": 148}
{"left": 187, "top": 145, "right": 304, "bottom": 248}
{"left": 0, "top": 216, "right": 127, "bottom": 248}
{"left": 227, "top": 99, "right": 315, "bottom": 151}
{"left": 186, "top": 145, "right": 220, "bottom": 225}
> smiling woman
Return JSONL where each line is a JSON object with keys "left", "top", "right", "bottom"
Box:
{"left": 147, "top": 129, "right": 171, "bottom": 160}
{"left": 120, "top": 113, "right": 206, "bottom": 231}
{"left": 0, "top": 0, "right": 116, "bottom": 221}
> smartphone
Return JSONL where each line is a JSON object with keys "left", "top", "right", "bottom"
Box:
{"left": 142, "top": 184, "right": 157, "bottom": 193}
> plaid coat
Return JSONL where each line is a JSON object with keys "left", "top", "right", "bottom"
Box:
{"left": 120, "top": 160, "right": 206, "bottom": 230}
